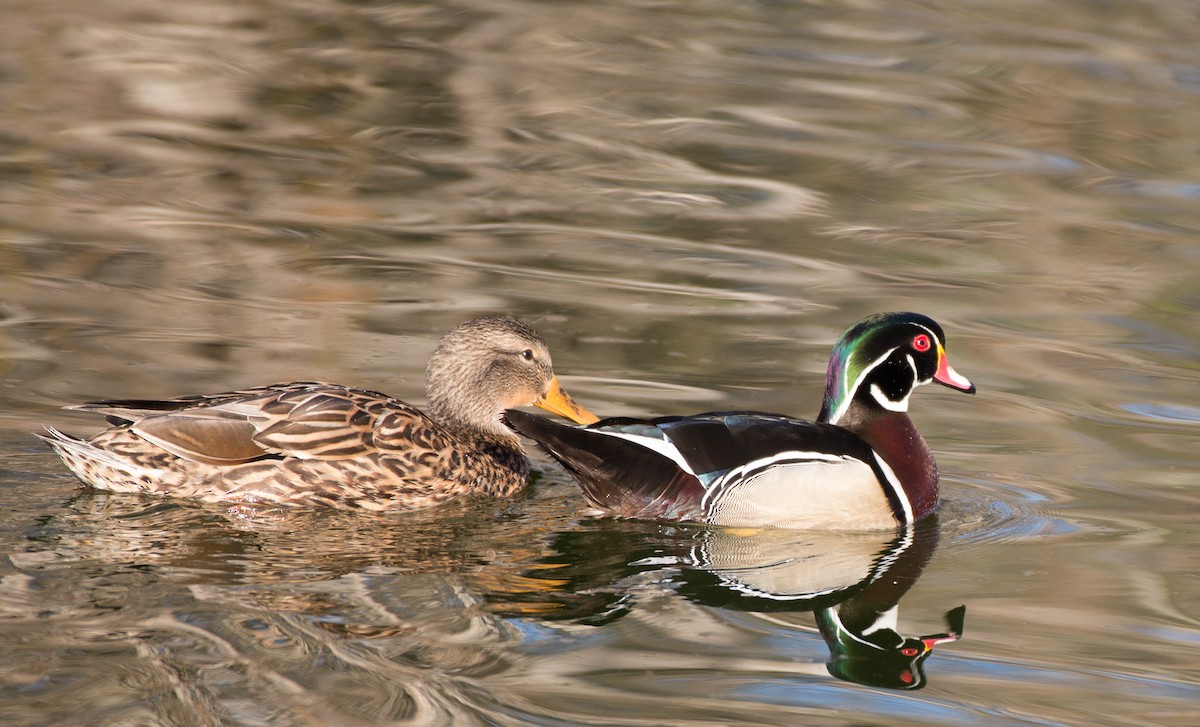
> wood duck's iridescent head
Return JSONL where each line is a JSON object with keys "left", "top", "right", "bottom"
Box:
{"left": 818, "top": 312, "right": 975, "bottom": 426}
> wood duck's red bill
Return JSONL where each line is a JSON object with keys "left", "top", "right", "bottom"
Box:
{"left": 934, "top": 345, "right": 975, "bottom": 393}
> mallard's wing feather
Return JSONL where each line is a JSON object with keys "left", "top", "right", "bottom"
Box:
{"left": 248, "top": 388, "right": 423, "bottom": 460}
{"left": 68, "top": 382, "right": 332, "bottom": 422}
{"left": 130, "top": 415, "right": 264, "bottom": 465}
{"left": 71, "top": 382, "right": 433, "bottom": 466}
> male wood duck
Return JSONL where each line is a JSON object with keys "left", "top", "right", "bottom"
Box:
{"left": 505, "top": 312, "right": 975, "bottom": 530}
{"left": 39, "top": 315, "right": 599, "bottom": 510}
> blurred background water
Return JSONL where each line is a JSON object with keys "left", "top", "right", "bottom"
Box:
{"left": 1, "top": 0, "right": 1198, "bottom": 725}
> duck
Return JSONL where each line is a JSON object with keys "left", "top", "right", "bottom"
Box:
{"left": 504, "top": 312, "right": 975, "bottom": 530}
{"left": 39, "top": 315, "right": 599, "bottom": 510}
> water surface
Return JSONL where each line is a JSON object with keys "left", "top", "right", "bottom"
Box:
{"left": 1, "top": 1, "right": 1198, "bottom": 725}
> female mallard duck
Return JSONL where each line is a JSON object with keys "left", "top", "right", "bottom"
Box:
{"left": 39, "top": 315, "right": 599, "bottom": 510}
{"left": 505, "top": 312, "right": 975, "bottom": 530}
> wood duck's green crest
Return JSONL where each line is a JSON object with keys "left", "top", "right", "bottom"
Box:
{"left": 818, "top": 312, "right": 974, "bottom": 426}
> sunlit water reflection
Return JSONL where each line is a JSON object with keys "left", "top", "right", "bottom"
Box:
{"left": 2, "top": 0, "right": 1199, "bottom": 725}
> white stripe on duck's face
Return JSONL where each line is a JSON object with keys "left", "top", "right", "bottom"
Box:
{"left": 827, "top": 346, "right": 897, "bottom": 425}
{"left": 866, "top": 351, "right": 921, "bottom": 413}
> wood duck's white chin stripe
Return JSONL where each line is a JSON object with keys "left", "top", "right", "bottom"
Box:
{"left": 869, "top": 383, "right": 910, "bottom": 412}
{"left": 873, "top": 452, "right": 912, "bottom": 524}
{"left": 866, "top": 353, "right": 922, "bottom": 412}
{"left": 597, "top": 430, "right": 698, "bottom": 475}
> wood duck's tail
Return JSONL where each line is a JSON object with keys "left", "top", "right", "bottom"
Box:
{"left": 503, "top": 409, "right": 706, "bottom": 521}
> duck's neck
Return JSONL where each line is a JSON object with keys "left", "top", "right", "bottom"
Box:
{"left": 839, "top": 406, "right": 939, "bottom": 521}
{"left": 425, "top": 399, "right": 531, "bottom": 491}
{"left": 428, "top": 396, "right": 520, "bottom": 456}
{"left": 470, "top": 435, "right": 532, "bottom": 489}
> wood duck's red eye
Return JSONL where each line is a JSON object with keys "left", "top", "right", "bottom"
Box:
{"left": 912, "top": 334, "right": 932, "bottom": 352}
{"left": 901, "top": 646, "right": 921, "bottom": 656}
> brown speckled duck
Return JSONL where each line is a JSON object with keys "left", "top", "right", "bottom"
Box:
{"left": 39, "top": 315, "right": 599, "bottom": 510}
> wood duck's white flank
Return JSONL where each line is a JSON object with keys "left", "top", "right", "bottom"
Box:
{"left": 40, "top": 316, "right": 599, "bottom": 510}
{"left": 505, "top": 312, "right": 975, "bottom": 530}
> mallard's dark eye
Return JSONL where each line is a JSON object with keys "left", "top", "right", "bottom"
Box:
{"left": 912, "top": 334, "right": 931, "bottom": 352}
{"left": 520, "top": 349, "right": 535, "bottom": 361}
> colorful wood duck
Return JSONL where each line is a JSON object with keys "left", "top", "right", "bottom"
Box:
{"left": 40, "top": 316, "right": 599, "bottom": 510}
{"left": 505, "top": 312, "right": 975, "bottom": 530}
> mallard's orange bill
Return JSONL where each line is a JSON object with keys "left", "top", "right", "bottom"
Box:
{"left": 535, "top": 376, "right": 600, "bottom": 425}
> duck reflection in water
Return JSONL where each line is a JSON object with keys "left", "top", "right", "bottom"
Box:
{"left": 500, "top": 516, "right": 963, "bottom": 690}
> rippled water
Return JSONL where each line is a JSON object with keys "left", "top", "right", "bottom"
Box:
{"left": 2, "top": 0, "right": 1198, "bottom": 725}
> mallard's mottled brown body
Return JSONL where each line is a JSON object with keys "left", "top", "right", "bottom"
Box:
{"left": 39, "top": 317, "right": 598, "bottom": 510}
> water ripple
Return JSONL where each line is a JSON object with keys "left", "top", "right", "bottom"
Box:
{"left": 939, "top": 475, "right": 1080, "bottom": 546}
{"left": 1121, "top": 402, "right": 1200, "bottom": 425}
